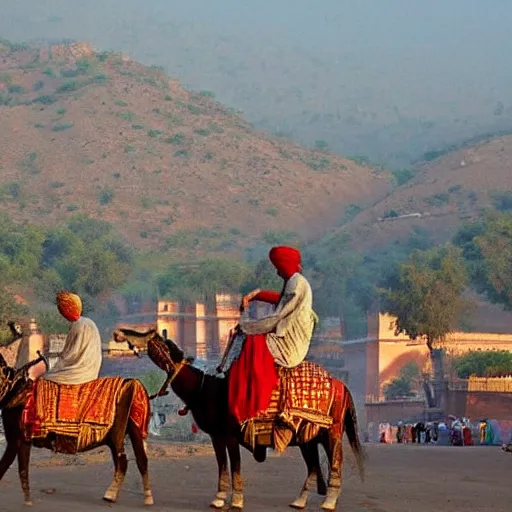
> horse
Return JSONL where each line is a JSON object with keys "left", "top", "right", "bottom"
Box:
{"left": 0, "top": 351, "right": 153, "bottom": 507}
{"left": 113, "top": 327, "right": 365, "bottom": 511}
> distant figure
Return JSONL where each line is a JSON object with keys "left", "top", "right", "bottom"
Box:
{"left": 396, "top": 421, "right": 404, "bottom": 443}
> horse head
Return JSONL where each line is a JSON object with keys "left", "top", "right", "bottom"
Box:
{"left": 112, "top": 327, "right": 194, "bottom": 372}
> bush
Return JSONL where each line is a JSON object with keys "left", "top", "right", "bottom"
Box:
{"left": 52, "top": 123, "right": 73, "bottom": 132}
{"left": 98, "top": 189, "right": 114, "bottom": 205}
{"left": 33, "top": 95, "right": 56, "bottom": 104}
{"left": 383, "top": 377, "right": 414, "bottom": 400}
{"left": 453, "top": 350, "right": 512, "bottom": 378}
{"left": 391, "top": 168, "right": 415, "bottom": 186}
{"left": 383, "top": 209, "right": 398, "bottom": 219}
{"left": 425, "top": 193, "right": 450, "bottom": 207}
{"left": 165, "top": 133, "right": 185, "bottom": 145}
{"left": 491, "top": 190, "right": 512, "bottom": 212}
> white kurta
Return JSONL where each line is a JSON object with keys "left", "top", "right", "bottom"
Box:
{"left": 239, "top": 272, "right": 317, "bottom": 368}
{"left": 44, "top": 317, "right": 103, "bottom": 385}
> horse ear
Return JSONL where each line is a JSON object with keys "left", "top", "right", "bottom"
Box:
{"left": 185, "top": 356, "right": 195, "bottom": 364}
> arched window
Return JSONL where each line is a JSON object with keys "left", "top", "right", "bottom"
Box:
{"left": 162, "top": 329, "right": 168, "bottom": 340}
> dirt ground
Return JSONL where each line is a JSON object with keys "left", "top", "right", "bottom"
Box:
{"left": 0, "top": 441, "right": 510, "bottom": 512}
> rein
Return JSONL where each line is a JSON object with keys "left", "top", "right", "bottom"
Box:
{"left": 148, "top": 355, "right": 189, "bottom": 400}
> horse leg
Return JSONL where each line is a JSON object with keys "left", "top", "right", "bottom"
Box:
{"left": 103, "top": 438, "right": 128, "bottom": 503}
{"left": 103, "top": 387, "right": 132, "bottom": 503}
{"left": 210, "top": 435, "right": 230, "bottom": 509}
{"left": 17, "top": 441, "right": 33, "bottom": 506}
{"left": 320, "top": 431, "right": 343, "bottom": 511}
{"left": 226, "top": 436, "right": 244, "bottom": 510}
{"left": 127, "top": 419, "right": 153, "bottom": 506}
{"left": 0, "top": 440, "right": 19, "bottom": 480}
{"left": 290, "top": 441, "right": 321, "bottom": 510}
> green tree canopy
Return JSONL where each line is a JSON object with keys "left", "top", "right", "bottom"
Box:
{"left": 380, "top": 244, "right": 469, "bottom": 350}
{"left": 453, "top": 350, "right": 512, "bottom": 378}
{"left": 454, "top": 211, "right": 512, "bottom": 309}
{"left": 157, "top": 257, "right": 253, "bottom": 304}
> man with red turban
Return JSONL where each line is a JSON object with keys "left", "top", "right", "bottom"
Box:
{"left": 41, "top": 291, "right": 103, "bottom": 385}
{"left": 226, "top": 246, "right": 318, "bottom": 442}
{"left": 240, "top": 245, "right": 317, "bottom": 368}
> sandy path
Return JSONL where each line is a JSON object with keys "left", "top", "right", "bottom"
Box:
{"left": 0, "top": 443, "right": 510, "bottom": 512}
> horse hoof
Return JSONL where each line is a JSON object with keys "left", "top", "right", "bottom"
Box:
{"left": 24, "top": 501, "right": 33, "bottom": 507}
{"left": 210, "top": 498, "right": 226, "bottom": 509}
{"left": 321, "top": 500, "right": 338, "bottom": 511}
{"left": 231, "top": 493, "right": 244, "bottom": 510}
{"left": 103, "top": 492, "right": 118, "bottom": 504}
{"left": 289, "top": 499, "right": 307, "bottom": 509}
{"left": 144, "top": 492, "right": 154, "bottom": 506}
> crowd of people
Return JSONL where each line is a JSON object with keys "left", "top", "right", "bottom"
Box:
{"left": 372, "top": 416, "right": 512, "bottom": 447}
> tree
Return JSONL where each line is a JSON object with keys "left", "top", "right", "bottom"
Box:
{"left": 383, "top": 362, "right": 420, "bottom": 401}
{"left": 473, "top": 211, "right": 512, "bottom": 309}
{"left": 380, "top": 245, "right": 469, "bottom": 407}
{"left": 453, "top": 350, "right": 512, "bottom": 378}
{"left": 158, "top": 257, "right": 253, "bottom": 305}
{"left": 454, "top": 211, "right": 512, "bottom": 310}
{"left": 39, "top": 215, "right": 133, "bottom": 307}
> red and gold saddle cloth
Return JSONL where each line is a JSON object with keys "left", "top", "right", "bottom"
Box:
{"left": 241, "top": 361, "right": 348, "bottom": 453}
{"left": 21, "top": 377, "right": 150, "bottom": 454}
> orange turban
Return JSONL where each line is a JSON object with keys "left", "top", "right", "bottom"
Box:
{"left": 269, "top": 246, "right": 302, "bottom": 279}
{"left": 56, "top": 291, "right": 82, "bottom": 322}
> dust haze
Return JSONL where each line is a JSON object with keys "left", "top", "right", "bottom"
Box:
{"left": 2, "top": 1, "right": 511, "bottom": 166}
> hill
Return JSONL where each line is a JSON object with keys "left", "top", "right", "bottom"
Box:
{"left": 2, "top": 2, "right": 512, "bottom": 167}
{"left": 334, "top": 135, "right": 512, "bottom": 252}
{"left": 0, "top": 40, "right": 392, "bottom": 257}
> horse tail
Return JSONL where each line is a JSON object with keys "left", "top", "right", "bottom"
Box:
{"left": 343, "top": 388, "right": 366, "bottom": 483}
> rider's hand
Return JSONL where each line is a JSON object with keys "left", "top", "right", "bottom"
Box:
{"left": 28, "top": 359, "right": 47, "bottom": 381}
{"left": 240, "top": 289, "right": 261, "bottom": 311}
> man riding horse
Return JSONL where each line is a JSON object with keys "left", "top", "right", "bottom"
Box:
{"left": 28, "top": 291, "right": 103, "bottom": 384}
{"left": 221, "top": 246, "right": 319, "bottom": 460}
{"left": 112, "top": 245, "right": 364, "bottom": 510}
{"left": 1, "top": 291, "right": 152, "bottom": 506}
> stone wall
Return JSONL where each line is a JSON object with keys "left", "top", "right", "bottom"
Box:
{"left": 446, "top": 389, "right": 512, "bottom": 422}
{"left": 365, "top": 400, "right": 426, "bottom": 426}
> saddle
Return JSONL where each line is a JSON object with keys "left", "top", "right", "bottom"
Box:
{"left": 242, "top": 362, "right": 347, "bottom": 453}
{"left": 20, "top": 377, "right": 150, "bottom": 454}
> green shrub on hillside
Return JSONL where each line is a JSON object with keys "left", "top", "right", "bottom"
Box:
{"left": 391, "top": 168, "right": 415, "bottom": 186}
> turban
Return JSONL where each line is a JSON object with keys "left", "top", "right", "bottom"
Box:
{"left": 56, "top": 291, "right": 82, "bottom": 322}
{"left": 269, "top": 246, "right": 302, "bottom": 279}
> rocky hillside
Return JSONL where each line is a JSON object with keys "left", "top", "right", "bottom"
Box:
{"left": 0, "top": 40, "right": 391, "bottom": 256}
{"left": 336, "top": 135, "right": 512, "bottom": 251}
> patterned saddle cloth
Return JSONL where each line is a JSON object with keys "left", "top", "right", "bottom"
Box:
{"left": 21, "top": 377, "right": 149, "bottom": 454}
{"left": 243, "top": 361, "right": 347, "bottom": 452}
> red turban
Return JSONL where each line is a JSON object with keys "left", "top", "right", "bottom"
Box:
{"left": 56, "top": 291, "right": 82, "bottom": 322}
{"left": 269, "top": 246, "right": 302, "bottom": 279}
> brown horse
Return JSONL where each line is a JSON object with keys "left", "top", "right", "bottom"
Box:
{"left": 0, "top": 353, "right": 153, "bottom": 507}
{"left": 113, "top": 327, "right": 365, "bottom": 511}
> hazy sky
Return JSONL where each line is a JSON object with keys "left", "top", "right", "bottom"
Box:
{"left": 2, "top": 0, "right": 511, "bottom": 165}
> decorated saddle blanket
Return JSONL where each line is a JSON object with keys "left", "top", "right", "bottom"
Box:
{"left": 21, "top": 377, "right": 150, "bottom": 454}
{"left": 241, "top": 361, "right": 348, "bottom": 453}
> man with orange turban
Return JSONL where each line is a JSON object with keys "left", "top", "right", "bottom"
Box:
{"left": 226, "top": 246, "right": 318, "bottom": 437}
{"left": 41, "top": 291, "right": 103, "bottom": 385}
